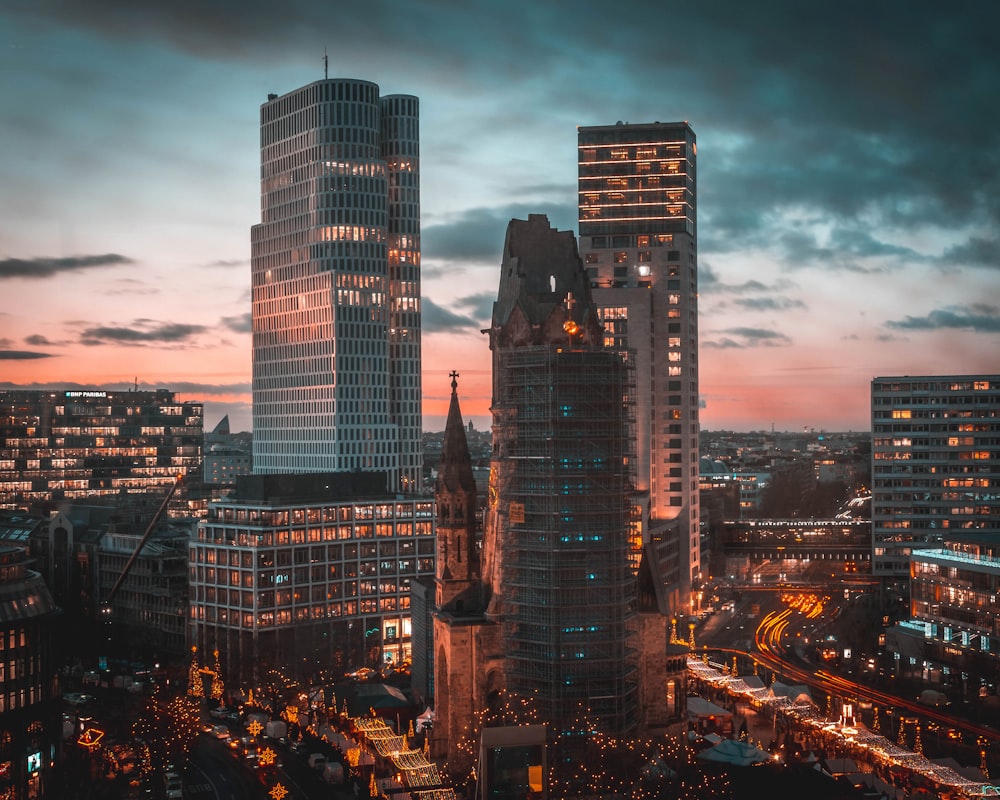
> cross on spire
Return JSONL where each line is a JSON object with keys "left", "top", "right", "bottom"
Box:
{"left": 449, "top": 370, "right": 459, "bottom": 391}
{"left": 564, "top": 292, "right": 575, "bottom": 316}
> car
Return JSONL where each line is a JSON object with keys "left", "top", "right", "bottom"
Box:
{"left": 210, "top": 724, "right": 230, "bottom": 740}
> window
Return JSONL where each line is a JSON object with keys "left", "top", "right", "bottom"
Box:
{"left": 585, "top": 253, "right": 600, "bottom": 264}
{"left": 614, "top": 252, "right": 628, "bottom": 264}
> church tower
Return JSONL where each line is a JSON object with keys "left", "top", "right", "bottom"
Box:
{"left": 435, "top": 372, "right": 479, "bottom": 610}
{"left": 430, "top": 374, "right": 498, "bottom": 769}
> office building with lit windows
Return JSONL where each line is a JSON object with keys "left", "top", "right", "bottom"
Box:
{"left": 577, "top": 122, "right": 701, "bottom": 610}
{"left": 250, "top": 78, "right": 422, "bottom": 492}
{"left": 0, "top": 389, "right": 202, "bottom": 513}
{"left": 188, "top": 472, "right": 435, "bottom": 687}
{"left": 887, "top": 533, "right": 1000, "bottom": 698}
{"left": 871, "top": 375, "right": 1000, "bottom": 582}
{"left": 0, "top": 545, "right": 61, "bottom": 800}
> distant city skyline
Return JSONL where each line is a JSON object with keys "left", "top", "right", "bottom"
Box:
{"left": 2, "top": 2, "right": 998, "bottom": 434}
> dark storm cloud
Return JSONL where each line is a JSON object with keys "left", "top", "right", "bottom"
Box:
{"left": 0, "top": 253, "right": 133, "bottom": 279}
{"left": 422, "top": 297, "right": 479, "bottom": 333}
{"left": 885, "top": 305, "right": 1000, "bottom": 333}
{"left": 942, "top": 237, "right": 1000, "bottom": 270}
{"left": 423, "top": 202, "right": 576, "bottom": 264}
{"left": 80, "top": 321, "right": 206, "bottom": 345}
{"left": 0, "top": 350, "right": 54, "bottom": 360}
{"left": 220, "top": 313, "right": 252, "bottom": 333}
{"left": 15, "top": 1, "right": 1000, "bottom": 248}
{"left": 703, "top": 327, "right": 792, "bottom": 349}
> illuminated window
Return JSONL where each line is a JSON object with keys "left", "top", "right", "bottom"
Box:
{"left": 614, "top": 252, "right": 628, "bottom": 264}
{"left": 638, "top": 251, "right": 651, "bottom": 262}
{"left": 892, "top": 409, "right": 912, "bottom": 419}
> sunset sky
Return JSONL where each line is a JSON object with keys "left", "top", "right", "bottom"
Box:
{"left": 1, "top": 1, "right": 998, "bottom": 433}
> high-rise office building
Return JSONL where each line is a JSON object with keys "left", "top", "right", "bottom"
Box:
{"left": 484, "top": 215, "right": 638, "bottom": 734}
{"left": 251, "top": 78, "right": 422, "bottom": 492}
{"left": 871, "top": 375, "right": 1000, "bottom": 581}
{"left": 0, "top": 389, "right": 202, "bottom": 513}
{"left": 577, "top": 122, "right": 701, "bottom": 609}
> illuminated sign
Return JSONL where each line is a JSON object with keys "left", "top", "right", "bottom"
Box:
{"left": 27, "top": 751, "right": 41, "bottom": 773}
{"left": 64, "top": 391, "right": 108, "bottom": 398}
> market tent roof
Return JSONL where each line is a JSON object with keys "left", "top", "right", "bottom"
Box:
{"left": 686, "top": 696, "right": 732, "bottom": 718}
{"left": 696, "top": 738, "right": 772, "bottom": 766}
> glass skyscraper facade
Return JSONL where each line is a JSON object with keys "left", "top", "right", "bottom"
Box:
{"left": 251, "top": 79, "right": 422, "bottom": 492}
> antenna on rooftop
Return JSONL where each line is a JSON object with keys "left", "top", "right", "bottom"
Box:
{"left": 323, "top": 47, "right": 328, "bottom": 80}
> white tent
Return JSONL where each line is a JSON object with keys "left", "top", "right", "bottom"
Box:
{"left": 415, "top": 707, "right": 435, "bottom": 732}
{"left": 696, "top": 738, "right": 772, "bottom": 766}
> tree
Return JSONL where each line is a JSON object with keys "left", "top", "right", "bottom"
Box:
{"left": 131, "top": 685, "right": 202, "bottom": 773}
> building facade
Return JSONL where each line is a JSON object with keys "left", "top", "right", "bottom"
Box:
{"left": 577, "top": 122, "right": 701, "bottom": 610}
{"left": 0, "top": 390, "right": 202, "bottom": 513}
{"left": 0, "top": 546, "right": 61, "bottom": 800}
{"left": 871, "top": 375, "right": 1000, "bottom": 581}
{"left": 484, "top": 215, "right": 638, "bottom": 735}
{"left": 250, "top": 78, "right": 422, "bottom": 492}
{"left": 188, "top": 473, "right": 435, "bottom": 688}
{"left": 887, "top": 534, "right": 1000, "bottom": 703}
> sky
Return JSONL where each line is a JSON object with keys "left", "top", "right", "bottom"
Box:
{"left": 1, "top": 1, "right": 998, "bottom": 434}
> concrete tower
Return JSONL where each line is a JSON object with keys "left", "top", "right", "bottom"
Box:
{"left": 577, "top": 121, "right": 701, "bottom": 611}
{"left": 251, "top": 78, "right": 422, "bottom": 492}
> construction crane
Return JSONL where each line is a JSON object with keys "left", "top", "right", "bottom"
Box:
{"left": 102, "top": 473, "right": 184, "bottom": 611}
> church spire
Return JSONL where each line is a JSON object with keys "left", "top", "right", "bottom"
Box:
{"left": 435, "top": 372, "right": 479, "bottom": 607}
{"left": 438, "top": 371, "right": 477, "bottom": 496}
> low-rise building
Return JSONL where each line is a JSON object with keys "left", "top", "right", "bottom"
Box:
{"left": 189, "top": 472, "right": 435, "bottom": 689}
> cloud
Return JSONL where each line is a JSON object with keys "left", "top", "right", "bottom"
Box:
{"left": 24, "top": 334, "right": 56, "bottom": 346}
{"left": 0, "top": 253, "right": 134, "bottom": 279}
{"left": 206, "top": 258, "right": 248, "bottom": 268}
{"left": 422, "top": 297, "right": 480, "bottom": 333}
{"left": 942, "top": 236, "right": 999, "bottom": 270}
{"left": 424, "top": 202, "right": 576, "bottom": 264}
{"left": 220, "top": 313, "right": 252, "bottom": 333}
{"left": 699, "top": 264, "right": 777, "bottom": 295}
{"left": 454, "top": 292, "right": 496, "bottom": 321}
{"left": 733, "top": 297, "right": 807, "bottom": 312}
{"left": 80, "top": 321, "right": 207, "bottom": 345}
{"left": 0, "top": 350, "right": 55, "bottom": 360}
{"left": 702, "top": 327, "right": 792, "bottom": 348}
{"left": 885, "top": 304, "right": 1000, "bottom": 333}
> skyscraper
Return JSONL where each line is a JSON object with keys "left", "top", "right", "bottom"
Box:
{"left": 251, "top": 78, "right": 422, "bottom": 492}
{"left": 871, "top": 375, "right": 1000, "bottom": 582}
{"left": 484, "top": 215, "right": 638, "bottom": 734}
{"left": 577, "top": 122, "right": 700, "bottom": 610}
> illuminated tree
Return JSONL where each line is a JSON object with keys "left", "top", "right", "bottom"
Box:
{"left": 131, "top": 685, "right": 202, "bottom": 771}
{"left": 187, "top": 647, "right": 203, "bottom": 698}
{"left": 210, "top": 649, "right": 225, "bottom": 701}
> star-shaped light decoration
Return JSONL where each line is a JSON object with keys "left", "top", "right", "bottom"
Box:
{"left": 258, "top": 747, "right": 276, "bottom": 767}
{"left": 247, "top": 719, "right": 264, "bottom": 738}
{"left": 269, "top": 782, "right": 289, "bottom": 800}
